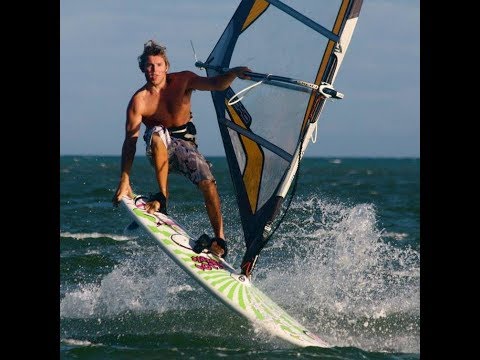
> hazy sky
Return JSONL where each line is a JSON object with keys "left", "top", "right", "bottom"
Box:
{"left": 60, "top": 0, "right": 419, "bottom": 158}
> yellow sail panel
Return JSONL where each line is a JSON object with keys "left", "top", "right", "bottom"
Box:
{"left": 302, "top": 40, "right": 336, "bottom": 129}
{"left": 304, "top": 0, "right": 356, "bottom": 127}
{"left": 241, "top": 136, "right": 263, "bottom": 213}
{"left": 242, "top": 0, "right": 269, "bottom": 32}
{"left": 312, "top": 0, "right": 352, "bottom": 87}
{"left": 332, "top": 0, "right": 352, "bottom": 35}
{"left": 226, "top": 101, "right": 263, "bottom": 213}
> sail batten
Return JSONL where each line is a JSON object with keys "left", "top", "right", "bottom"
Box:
{"left": 199, "top": 0, "right": 363, "bottom": 276}
{"left": 219, "top": 117, "right": 293, "bottom": 162}
{"left": 265, "top": 0, "right": 340, "bottom": 42}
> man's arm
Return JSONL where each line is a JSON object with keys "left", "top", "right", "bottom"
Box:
{"left": 112, "top": 97, "right": 143, "bottom": 205}
{"left": 188, "top": 66, "right": 251, "bottom": 92}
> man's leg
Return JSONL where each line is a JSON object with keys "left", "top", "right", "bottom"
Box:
{"left": 170, "top": 138, "right": 226, "bottom": 256}
{"left": 198, "top": 179, "right": 226, "bottom": 256}
{"left": 145, "top": 132, "right": 169, "bottom": 214}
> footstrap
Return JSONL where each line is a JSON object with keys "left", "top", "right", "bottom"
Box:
{"left": 192, "top": 234, "right": 228, "bottom": 258}
{"left": 192, "top": 234, "right": 212, "bottom": 254}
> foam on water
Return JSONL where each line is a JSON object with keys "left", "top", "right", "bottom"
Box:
{"left": 60, "top": 231, "right": 134, "bottom": 241}
{"left": 254, "top": 195, "right": 419, "bottom": 353}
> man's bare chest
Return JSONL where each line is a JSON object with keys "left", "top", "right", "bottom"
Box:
{"left": 145, "top": 89, "right": 187, "bottom": 113}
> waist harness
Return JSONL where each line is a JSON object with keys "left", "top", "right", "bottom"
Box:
{"left": 168, "top": 121, "right": 197, "bottom": 144}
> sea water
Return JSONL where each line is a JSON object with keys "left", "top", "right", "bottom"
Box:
{"left": 60, "top": 156, "right": 420, "bottom": 359}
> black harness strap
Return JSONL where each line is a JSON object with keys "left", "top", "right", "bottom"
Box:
{"left": 168, "top": 121, "right": 197, "bottom": 143}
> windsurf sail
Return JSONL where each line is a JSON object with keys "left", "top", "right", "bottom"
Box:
{"left": 196, "top": 0, "right": 363, "bottom": 277}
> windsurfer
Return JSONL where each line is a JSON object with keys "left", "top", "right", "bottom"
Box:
{"left": 112, "top": 39, "right": 251, "bottom": 258}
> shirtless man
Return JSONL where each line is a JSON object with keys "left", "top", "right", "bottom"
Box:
{"left": 112, "top": 40, "right": 251, "bottom": 258}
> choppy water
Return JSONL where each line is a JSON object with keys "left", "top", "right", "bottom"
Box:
{"left": 60, "top": 156, "right": 419, "bottom": 359}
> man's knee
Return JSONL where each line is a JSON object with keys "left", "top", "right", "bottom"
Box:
{"left": 198, "top": 179, "right": 217, "bottom": 192}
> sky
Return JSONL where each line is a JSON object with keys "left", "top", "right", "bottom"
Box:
{"left": 60, "top": 0, "right": 419, "bottom": 158}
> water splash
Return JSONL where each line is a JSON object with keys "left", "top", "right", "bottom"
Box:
{"left": 255, "top": 195, "right": 419, "bottom": 353}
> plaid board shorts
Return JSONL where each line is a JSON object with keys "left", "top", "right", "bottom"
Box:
{"left": 143, "top": 125, "right": 215, "bottom": 185}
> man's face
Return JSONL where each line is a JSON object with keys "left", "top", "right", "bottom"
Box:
{"left": 144, "top": 55, "right": 168, "bottom": 85}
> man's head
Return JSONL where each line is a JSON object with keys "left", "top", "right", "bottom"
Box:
{"left": 138, "top": 40, "right": 170, "bottom": 73}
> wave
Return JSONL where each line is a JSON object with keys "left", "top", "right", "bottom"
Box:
{"left": 60, "top": 231, "right": 134, "bottom": 242}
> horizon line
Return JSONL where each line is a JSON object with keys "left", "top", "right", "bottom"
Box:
{"left": 60, "top": 154, "right": 420, "bottom": 159}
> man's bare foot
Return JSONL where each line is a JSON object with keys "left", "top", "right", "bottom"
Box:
{"left": 145, "top": 200, "right": 160, "bottom": 214}
{"left": 210, "top": 240, "right": 225, "bottom": 257}
{"left": 209, "top": 238, "right": 228, "bottom": 258}
{"left": 147, "top": 192, "right": 168, "bottom": 214}
{"left": 193, "top": 235, "right": 228, "bottom": 258}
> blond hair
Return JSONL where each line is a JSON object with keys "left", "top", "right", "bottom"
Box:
{"left": 137, "top": 40, "right": 170, "bottom": 73}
